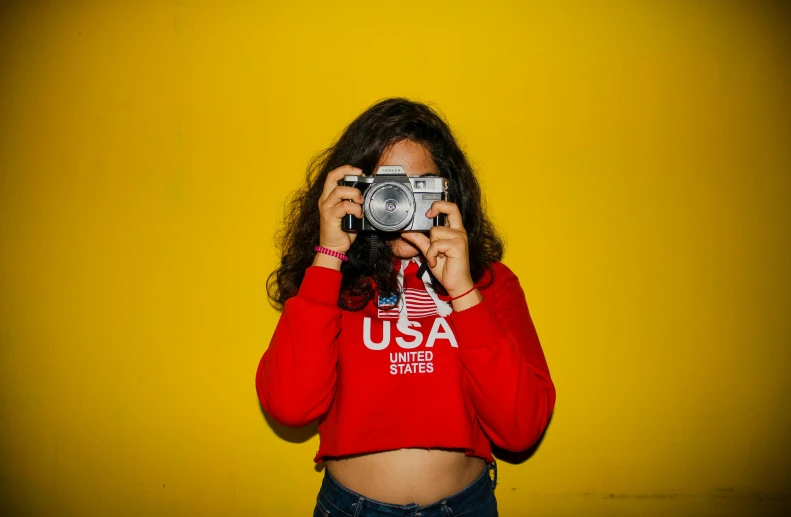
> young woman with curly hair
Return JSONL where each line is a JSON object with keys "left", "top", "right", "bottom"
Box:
{"left": 256, "top": 98, "right": 555, "bottom": 517}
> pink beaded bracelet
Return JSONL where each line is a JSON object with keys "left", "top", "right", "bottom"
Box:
{"left": 314, "top": 245, "right": 349, "bottom": 262}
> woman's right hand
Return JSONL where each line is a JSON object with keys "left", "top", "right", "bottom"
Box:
{"left": 318, "top": 165, "right": 364, "bottom": 254}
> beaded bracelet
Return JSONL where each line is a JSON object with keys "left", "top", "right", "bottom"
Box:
{"left": 314, "top": 245, "right": 349, "bottom": 262}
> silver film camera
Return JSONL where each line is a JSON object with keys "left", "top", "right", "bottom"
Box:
{"left": 339, "top": 166, "right": 449, "bottom": 232}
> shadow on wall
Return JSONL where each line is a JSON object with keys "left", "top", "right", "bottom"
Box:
{"left": 260, "top": 404, "right": 555, "bottom": 471}
{"left": 260, "top": 404, "right": 326, "bottom": 471}
{"left": 260, "top": 404, "right": 319, "bottom": 443}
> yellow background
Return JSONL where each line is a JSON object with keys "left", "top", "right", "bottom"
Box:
{"left": 1, "top": 0, "right": 789, "bottom": 515}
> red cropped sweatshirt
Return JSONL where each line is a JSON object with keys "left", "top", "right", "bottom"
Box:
{"left": 256, "top": 258, "right": 555, "bottom": 463}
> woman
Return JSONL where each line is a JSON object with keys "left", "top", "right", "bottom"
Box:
{"left": 256, "top": 98, "right": 556, "bottom": 516}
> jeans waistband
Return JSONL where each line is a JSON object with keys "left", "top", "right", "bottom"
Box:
{"left": 318, "top": 460, "right": 497, "bottom": 517}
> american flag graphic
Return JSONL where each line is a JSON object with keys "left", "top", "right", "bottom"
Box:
{"left": 378, "top": 289, "right": 439, "bottom": 319}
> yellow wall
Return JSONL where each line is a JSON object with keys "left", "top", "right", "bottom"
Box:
{"left": 1, "top": 0, "right": 789, "bottom": 515}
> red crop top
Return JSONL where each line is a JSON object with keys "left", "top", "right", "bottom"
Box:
{"left": 256, "top": 258, "right": 555, "bottom": 463}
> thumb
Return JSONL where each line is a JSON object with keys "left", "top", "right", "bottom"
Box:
{"left": 400, "top": 231, "right": 431, "bottom": 255}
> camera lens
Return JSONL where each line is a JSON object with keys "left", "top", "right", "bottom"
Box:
{"left": 365, "top": 182, "right": 415, "bottom": 231}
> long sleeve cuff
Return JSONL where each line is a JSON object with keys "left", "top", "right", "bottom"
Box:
{"left": 448, "top": 296, "right": 506, "bottom": 350}
{"left": 297, "top": 266, "right": 343, "bottom": 306}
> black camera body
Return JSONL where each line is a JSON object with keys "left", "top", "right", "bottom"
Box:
{"left": 339, "top": 166, "right": 449, "bottom": 232}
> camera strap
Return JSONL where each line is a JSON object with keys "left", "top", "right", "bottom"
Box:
{"left": 369, "top": 233, "right": 378, "bottom": 264}
{"left": 416, "top": 259, "right": 430, "bottom": 281}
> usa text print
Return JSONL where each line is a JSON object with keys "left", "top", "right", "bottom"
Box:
{"left": 362, "top": 317, "right": 459, "bottom": 351}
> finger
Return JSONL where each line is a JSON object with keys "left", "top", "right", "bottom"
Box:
{"left": 328, "top": 200, "right": 363, "bottom": 220}
{"left": 324, "top": 185, "right": 364, "bottom": 207}
{"left": 400, "top": 231, "right": 431, "bottom": 255}
{"left": 425, "top": 240, "right": 457, "bottom": 268}
{"left": 429, "top": 226, "right": 463, "bottom": 242}
{"left": 426, "top": 201, "right": 464, "bottom": 231}
{"left": 321, "top": 165, "right": 362, "bottom": 203}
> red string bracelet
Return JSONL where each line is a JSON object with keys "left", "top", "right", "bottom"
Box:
{"left": 449, "top": 285, "right": 477, "bottom": 301}
{"left": 314, "top": 245, "right": 349, "bottom": 262}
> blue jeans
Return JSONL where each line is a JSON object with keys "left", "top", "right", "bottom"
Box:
{"left": 313, "top": 460, "right": 498, "bottom": 517}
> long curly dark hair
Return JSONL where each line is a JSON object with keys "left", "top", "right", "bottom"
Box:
{"left": 267, "top": 98, "right": 504, "bottom": 311}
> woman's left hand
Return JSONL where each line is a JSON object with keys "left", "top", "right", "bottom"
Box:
{"left": 400, "top": 201, "right": 475, "bottom": 298}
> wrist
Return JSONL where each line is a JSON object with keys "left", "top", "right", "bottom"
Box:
{"left": 446, "top": 279, "right": 475, "bottom": 299}
{"left": 312, "top": 251, "right": 343, "bottom": 270}
{"left": 318, "top": 242, "right": 349, "bottom": 254}
{"left": 450, "top": 288, "right": 482, "bottom": 312}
